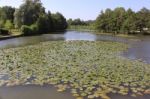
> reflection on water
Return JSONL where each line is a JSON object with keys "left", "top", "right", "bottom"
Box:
{"left": 64, "top": 31, "right": 96, "bottom": 41}
{"left": 123, "top": 38, "right": 150, "bottom": 64}
{"left": 0, "top": 74, "right": 9, "bottom": 81}
{"left": 0, "top": 85, "right": 150, "bottom": 99}
{"left": 0, "top": 85, "right": 75, "bottom": 99}
{"left": 1, "top": 31, "right": 150, "bottom": 63}
{"left": 0, "top": 34, "right": 65, "bottom": 49}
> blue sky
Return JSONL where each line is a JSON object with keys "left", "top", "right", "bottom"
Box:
{"left": 0, "top": 0, "right": 150, "bottom": 20}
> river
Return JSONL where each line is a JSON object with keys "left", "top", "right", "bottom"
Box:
{"left": 0, "top": 31, "right": 150, "bottom": 99}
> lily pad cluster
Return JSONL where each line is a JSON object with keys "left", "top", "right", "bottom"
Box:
{"left": 0, "top": 41, "right": 150, "bottom": 99}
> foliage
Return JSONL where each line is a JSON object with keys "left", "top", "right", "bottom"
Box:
{"left": 95, "top": 7, "right": 150, "bottom": 34}
{"left": 14, "top": 0, "right": 67, "bottom": 34}
{"left": 68, "top": 25, "right": 95, "bottom": 31}
{"left": 21, "top": 25, "right": 33, "bottom": 35}
{"left": 36, "top": 14, "right": 51, "bottom": 33}
{"left": 0, "top": 0, "right": 67, "bottom": 35}
{"left": 0, "top": 28, "right": 9, "bottom": 35}
{"left": 51, "top": 12, "right": 68, "bottom": 31}
{"left": 0, "top": 6, "right": 15, "bottom": 29}
{"left": 0, "top": 6, "right": 15, "bottom": 23}
{"left": 67, "top": 18, "right": 87, "bottom": 26}
{"left": 14, "top": 0, "right": 45, "bottom": 28}
{"left": 4, "top": 20, "right": 14, "bottom": 31}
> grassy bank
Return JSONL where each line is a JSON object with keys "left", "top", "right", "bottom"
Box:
{"left": 0, "top": 41, "right": 150, "bottom": 99}
{"left": 0, "top": 29, "right": 23, "bottom": 40}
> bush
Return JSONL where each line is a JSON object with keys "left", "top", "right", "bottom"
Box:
{"left": 21, "top": 24, "right": 40, "bottom": 35}
{"left": 0, "top": 28, "right": 9, "bottom": 35}
{"left": 30, "top": 24, "right": 39, "bottom": 34}
{"left": 21, "top": 25, "right": 33, "bottom": 36}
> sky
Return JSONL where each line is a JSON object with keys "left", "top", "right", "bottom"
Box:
{"left": 0, "top": 0, "right": 150, "bottom": 20}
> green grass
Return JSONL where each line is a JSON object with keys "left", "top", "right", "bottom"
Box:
{"left": 0, "top": 41, "right": 150, "bottom": 99}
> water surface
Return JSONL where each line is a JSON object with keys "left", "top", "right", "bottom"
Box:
{"left": 0, "top": 85, "right": 75, "bottom": 99}
{"left": 1, "top": 31, "right": 150, "bottom": 63}
{"left": 0, "top": 31, "right": 150, "bottom": 99}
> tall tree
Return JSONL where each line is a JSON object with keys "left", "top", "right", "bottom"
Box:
{"left": 4, "top": 20, "right": 13, "bottom": 32}
{"left": 51, "top": 12, "right": 67, "bottom": 31}
{"left": 136, "top": 8, "right": 150, "bottom": 33}
{"left": 113, "top": 7, "right": 126, "bottom": 33}
{"left": 0, "top": 6, "right": 15, "bottom": 28}
{"left": 14, "top": 0, "right": 45, "bottom": 28}
{"left": 121, "top": 9, "right": 136, "bottom": 33}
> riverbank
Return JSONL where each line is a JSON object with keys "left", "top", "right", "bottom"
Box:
{"left": 0, "top": 29, "right": 22, "bottom": 40}
{"left": 0, "top": 28, "right": 149, "bottom": 41}
{"left": 67, "top": 25, "right": 150, "bottom": 38}
{"left": 67, "top": 28, "right": 142, "bottom": 39}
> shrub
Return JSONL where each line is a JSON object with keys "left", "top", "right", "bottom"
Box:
{"left": 30, "top": 24, "right": 39, "bottom": 34}
{"left": 0, "top": 28, "right": 9, "bottom": 35}
{"left": 21, "top": 25, "right": 33, "bottom": 36}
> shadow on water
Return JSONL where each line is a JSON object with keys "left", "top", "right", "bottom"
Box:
{"left": 0, "top": 31, "right": 150, "bottom": 99}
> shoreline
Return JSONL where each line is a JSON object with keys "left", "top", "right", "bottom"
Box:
{"left": 0, "top": 29, "right": 149, "bottom": 41}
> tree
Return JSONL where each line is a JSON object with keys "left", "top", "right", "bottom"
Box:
{"left": 4, "top": 20, "right": 14, "bottom": 32}
{"left": 121, "top": 9, "right": 136, "bottom": 34}
{"left": 136, "top": 8, "right": 150, "bottom": 33}
{"left": 0, "top": 6, "right": 15, "bottom": 28}
{"left": 67, "top": 18, "right": 73, "bottom": 25}
{"left": 122, "top": 17, "right": 136, "bottom": 34}
{"left": 36, "top": 14, "right": 50, "bottom": 33}
{"left": 113, "top": 7, "right": 126, "bottom": 33}
{"left": 51, "top": 12, "right": 67, "bottom": 31}
{"left": 14, "top": 0, "right": 45, "bottom": 28}
{"left": 95, "top": 7, "right": 150, "bottom": 34}
{"left": 46, "top": 11, "right": 53, "bottom": 32}
{"left": 0, "top": 6, "right": 15, "bottom": 22}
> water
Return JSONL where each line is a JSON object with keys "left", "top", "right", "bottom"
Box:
{"left": 0, "top": 31, "right": 150, "bottom": 99}
{"left": 0, "top": 85, "right": 75, "bottom": 99}
{"left": 1, "top": 31, "right": 150, "bottom": 63}
{"left": 0, "top": 31, "right": 131, "bottom": 49}
{"left": 123, "top": 36, "right": 150, "bottom": 64}
{"left": 0, "top": 85, "right": 149, "bottom": 99}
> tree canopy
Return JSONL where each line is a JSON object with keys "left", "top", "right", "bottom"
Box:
{"left": 0, "top": 0, "right": 68, "bottom": 35}
{"left": 0, "top": 6, "right": 15, "bottom": 28}
{"left": 95, "top": 7, "right": 150, "bottom": 34}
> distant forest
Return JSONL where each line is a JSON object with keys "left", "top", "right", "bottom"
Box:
{"left": 68, "top": 7, "right": 150, "bottom": 34}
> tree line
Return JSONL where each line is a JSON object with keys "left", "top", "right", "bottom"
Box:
{"left": 95, "top": 7, "right": 150, "bottom": 34}
{"left": 1, "top": 1, "right": 150, "bottom": 35}
{"left": 67, "top": 18, "right": 94, "bottom": 26}
{"left": 67, "top": 18, "right": 95, "bottom": 31}
{"left": 67, "top": 7, "right": 150, "bottom": 35}
{"left": 0, "top": 0, "right": 67, "bottom": 35}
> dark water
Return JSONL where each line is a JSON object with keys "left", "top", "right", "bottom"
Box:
{"left": 0, "top": 31, "right": 150, "bottom": 99}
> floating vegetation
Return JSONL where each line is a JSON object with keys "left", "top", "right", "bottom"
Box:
{"left": 0, "top": 41, "right": 150, "bottom": 99}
